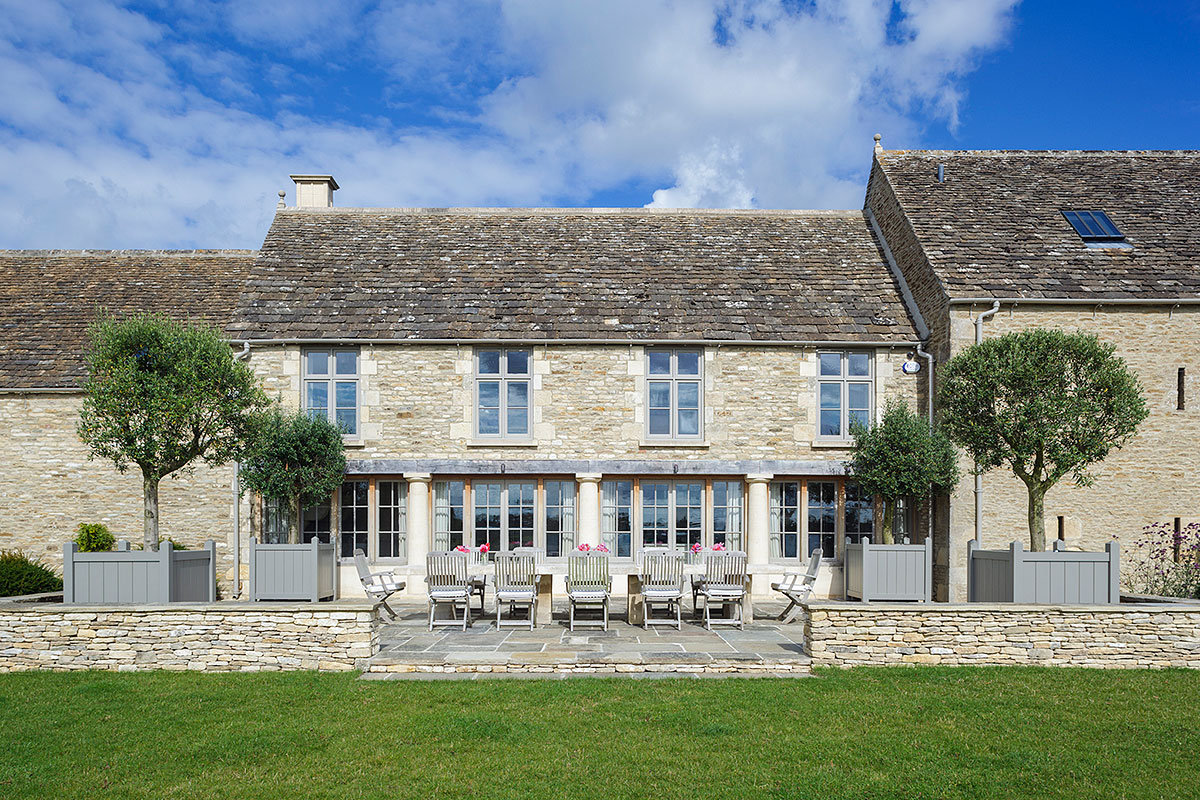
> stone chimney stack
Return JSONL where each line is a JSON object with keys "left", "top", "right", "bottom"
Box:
{"left": 289, "top": 174, "right": 339, "bottom": 208}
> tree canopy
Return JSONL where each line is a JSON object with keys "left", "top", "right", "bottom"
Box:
{"left": 78, "top": 314, "right": 269, "bottom": 549}
{"left": 939, "top": 328, "right": 1147, "bottom": 551}
{"left": 239, "top": 408, "right": 347, "bottom": 542}
{"left": 849, "top": 400, "right": 959, "bottom": 543}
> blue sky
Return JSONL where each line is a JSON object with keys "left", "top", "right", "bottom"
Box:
{"left": 0, "top": 0, "right": 1196, "bottom": 249}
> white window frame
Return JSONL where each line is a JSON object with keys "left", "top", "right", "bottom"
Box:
{"left": 711, "top": 480, "right": 744, "bottom": 551}
{"left": 816, "top": 350, "right": 873, "bottom": 440}
{"left": 543, "top": 480, "right": 577, "bottom": 557}
{"left": 303, "top": 347, "right": 360, "bottom": 438}
{"left": 644, "top": 348, "right": 704, "bottom": 440}
{"left": 433, "top": 480, "right": 466, "bottom": 551}
{"left": 470, "top": 480, "right": 537, "bottom": 551}
{"left": 339, "top": 479, "right": 369, "bottom": 561}
{"left": 377, "top": 480, "right": 407, "bottom": 563}
{"left": 769, "top": 481, "right": 802, "bottom": 560}
{"left": 474, "top": 348, "right": 532, "bottom": 439}
{"left": 639, "top": 480, "right": 705, "bottom": 551}
{"left": 601, "top": 480, "right": 634, "bottom": 559}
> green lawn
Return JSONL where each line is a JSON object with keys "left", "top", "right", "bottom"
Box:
{"left": 1, "top": 668, "right": 1198, "bottom": 799}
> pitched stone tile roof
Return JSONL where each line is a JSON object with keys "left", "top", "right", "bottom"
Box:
{"left": 0, "top": 250, "right": 255, "bottom": 388}
{"left": 875, "top": 150, "right": 1200, "bottom": 300}
{"left": 229, "top": 208, "right": 919, "bottom": 343}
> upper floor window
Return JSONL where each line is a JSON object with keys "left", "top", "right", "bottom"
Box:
{"left": 304, "top": 348, "right": 359, "bottom": 437}
{"left": 817, "top": 351, "right": 872, "bottom": 439}
{"left": 476, "top": 348, "right": 531, "bottom": 438}
{"left": 646, "top": 348, "right": 702, "bottom": 439}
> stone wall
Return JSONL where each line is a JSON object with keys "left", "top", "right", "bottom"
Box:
{"left": 805, "top": 601, "right": 1200, "bottom": 668}
{"left": 944, "top": 305, "right": 1200, "bottom": 598}
{"left": 0, "top": 602, "right": 378, "bottom": 672}
{"left": 0, "top": 394, "right": 246, "bottom": 582}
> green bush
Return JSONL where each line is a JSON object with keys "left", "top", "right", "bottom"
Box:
{"left": 74, "top": 523, "right": 115, "bottom": 552}
{"left": 0, "top": 550, "right": 63, "bottom": 597}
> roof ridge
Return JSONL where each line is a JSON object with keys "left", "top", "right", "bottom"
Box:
{"left": 274, "top": 207, "right": 864, "bottom": 217}
{"left": 0, "top": 249, "right": 258, "bottom": 256}
{"left": 880, "top": 148, "right": 1200, "bottom": 157}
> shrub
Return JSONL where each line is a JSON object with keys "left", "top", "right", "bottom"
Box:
{"left": 74, "top": 523, "right": 115, "bottom": 552}
{"left": 1128, "top": 522, "right": 1200, "bottom": 599}
{"left": 0, "top": 550, "right": 63, "bottom": 597}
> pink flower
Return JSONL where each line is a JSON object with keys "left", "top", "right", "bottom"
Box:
{"left": 595, "top": 544, "right": 610, "bottom": 553}
{"left": 454, "top": 545, "right": 468, "bottom": 552}
{"left": 712, "top": 543, "right": 726, "bottom": 551}
{"left": 479, "top": 543, "right": 490, "bottom": 553}
{"left": 577, "top": 543, "right": 591, "bottom": 551}
{"left": 691, "top": 542, "right": 703, "bottom": 553}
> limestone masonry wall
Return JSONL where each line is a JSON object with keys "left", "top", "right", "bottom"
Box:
{"left": 943, "top": 305, "right": 1200, "bottom": 599}
{"left": 250, "top": 342, "right": 919, "bottom": 461}
{"left": 805, "top": 602, "right": 1200, "bottom": 668}
{"left": 0, "top": 603, "right": 378, "bottom": 672}
{"left": 0, "top": 395, "right": 243, "bottom": 578}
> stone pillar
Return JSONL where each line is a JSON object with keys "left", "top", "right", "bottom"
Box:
{"left": 404, "top": 473, "right": 432, "bottom": 566}
{"left": 746, "top": 473, "right": 773, "bottom": 566}
{"left": 576, "top": 473, "right": 603, "bottom": 548}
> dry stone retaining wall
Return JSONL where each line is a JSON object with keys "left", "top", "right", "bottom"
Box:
{"left": 0, "top": 602, "right": 378, "bottom": 672}
{"left": 805, "top": 602, "right": 1200, "bottom": 668}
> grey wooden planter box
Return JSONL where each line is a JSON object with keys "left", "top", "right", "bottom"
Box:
{"left": 63, "top": 540, "right": 216, "bottom": 604}
{"left": 968, "top": 539, "right": 1120, "bottom": 604}
{"left": 844, "top": 539, "right": 933, "bottom": 602}
{"left": 247, "top": 537, "right": 337, "bottom": 601}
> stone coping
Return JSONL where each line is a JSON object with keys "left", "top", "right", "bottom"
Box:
{"left": 806, "top": 601, "right": 1200, "bottom": 613}
{"left": 0, "top": 600, "right": 376, "bottom": 613}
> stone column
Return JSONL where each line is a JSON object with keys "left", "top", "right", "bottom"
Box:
{"left": 576, "top": 472, "right": 603, "bottom": 548}
{"left": 745, "top": 473, "right": 773, "bottom": 566}
{"left": 404, "top": 472, "right": 432, "bottom": 566}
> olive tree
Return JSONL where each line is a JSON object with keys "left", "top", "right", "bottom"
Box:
{"left": 849, "top": 400, "right": 959, "bottom": 543}
{"left": 939, "top": 328, "right": 1147, "bottom": 551}
{"left": 78, "top": 315, "right": 269, "bottom": 550}
{"left": 239, "top": 409, "right": 346, "bottom": 542}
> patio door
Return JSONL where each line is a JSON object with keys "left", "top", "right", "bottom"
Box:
{"left": 640, "top": 481, "right": 704, "bottom": 551}
{"left": 472, "top": 481, "right": 536, "bottom": 551}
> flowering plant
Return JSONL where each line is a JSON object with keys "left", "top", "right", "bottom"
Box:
{"left": 577, "top": 543, "right": 591, "bottom": 551}
{"left": 691, "top": 542, "right": 704, "bottom": 554}
{"left": 454, "top": 545, "right": 469, "bottom": 553}
{"left": 712, "top": 543, "right": 726, "bottom": 551}
{"left": 479, "top": 543, "right": 490, "bottom": 553}
{"left": 577, "top": 543, "right": 610, "bottom": 553}
{"left": 1128, "top": 521, "right": 1200, "bottom": 599}
{"left": 594, "top": 543, "right": 610, "bottom": 553}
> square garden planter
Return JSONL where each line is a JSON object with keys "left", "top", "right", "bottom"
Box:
{"left": 844, "top": 538, "right": 933, "bottom": 602}
{"left": 247, "top": 537, "right": 338, "bottom": 602}
{"left": 968, "top": 539, "right": 1119, "bottom": 604}
{"left": 63, "top": 540, "right": 216, "bottom": 604}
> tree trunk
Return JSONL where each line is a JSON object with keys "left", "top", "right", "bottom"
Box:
{"left": 288, "top": 495, "right": 301, "bottom": 544}
{"left": 1027, "top": 485, "right": 1047, "bottom": 552}
{"left": 881, "top": 500, "right": 895, "bottom": 545}
{"left": 143, "top": 473, "right": 160, "bottom": 551}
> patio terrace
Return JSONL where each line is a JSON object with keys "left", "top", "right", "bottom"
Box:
{"left": 365, "top": 598, "right": 811, "bottom": 678}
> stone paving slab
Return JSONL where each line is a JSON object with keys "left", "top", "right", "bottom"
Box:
{"left": 367, "top": 600, "right": 809, "bottom": 677}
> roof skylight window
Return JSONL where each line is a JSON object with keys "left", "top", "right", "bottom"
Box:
{"left": 1061, "top": 210, "right": 1125, "bottom": 243}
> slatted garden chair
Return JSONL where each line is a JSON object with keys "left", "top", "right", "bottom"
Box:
{"left": 355, "top": 550, "right": 405, "bottom": 620}
{"left": 494, "top": 551, "right": 539, "bottom": 630}
{"left": 699, "top": 550, "right": 749, "bottom": 630}
{"left": 464, "top": 546, "right": 489, "bottom": 616}
{"left": 425, "top": 551, "right": 470, "bottom": 632}
{"left": 640, "top": 551, "right": 685, "bottom": 630}
{"left": 772, "top": 550, "right": 822, "bottom": 623}
{"left": 566, "top": 551, "right": 612, "bottom": 631}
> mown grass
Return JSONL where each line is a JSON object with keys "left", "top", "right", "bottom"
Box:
{"left": 1, "top": 667, "right": 1198, "bottom": 799}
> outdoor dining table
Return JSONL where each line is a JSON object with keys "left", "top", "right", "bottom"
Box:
{"left": 467, "top": 559, "right": 753, "bottom": 625}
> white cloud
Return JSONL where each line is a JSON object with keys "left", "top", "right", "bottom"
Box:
{"left": 0, "top": 0, "right": 1018, "bottom": 248}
